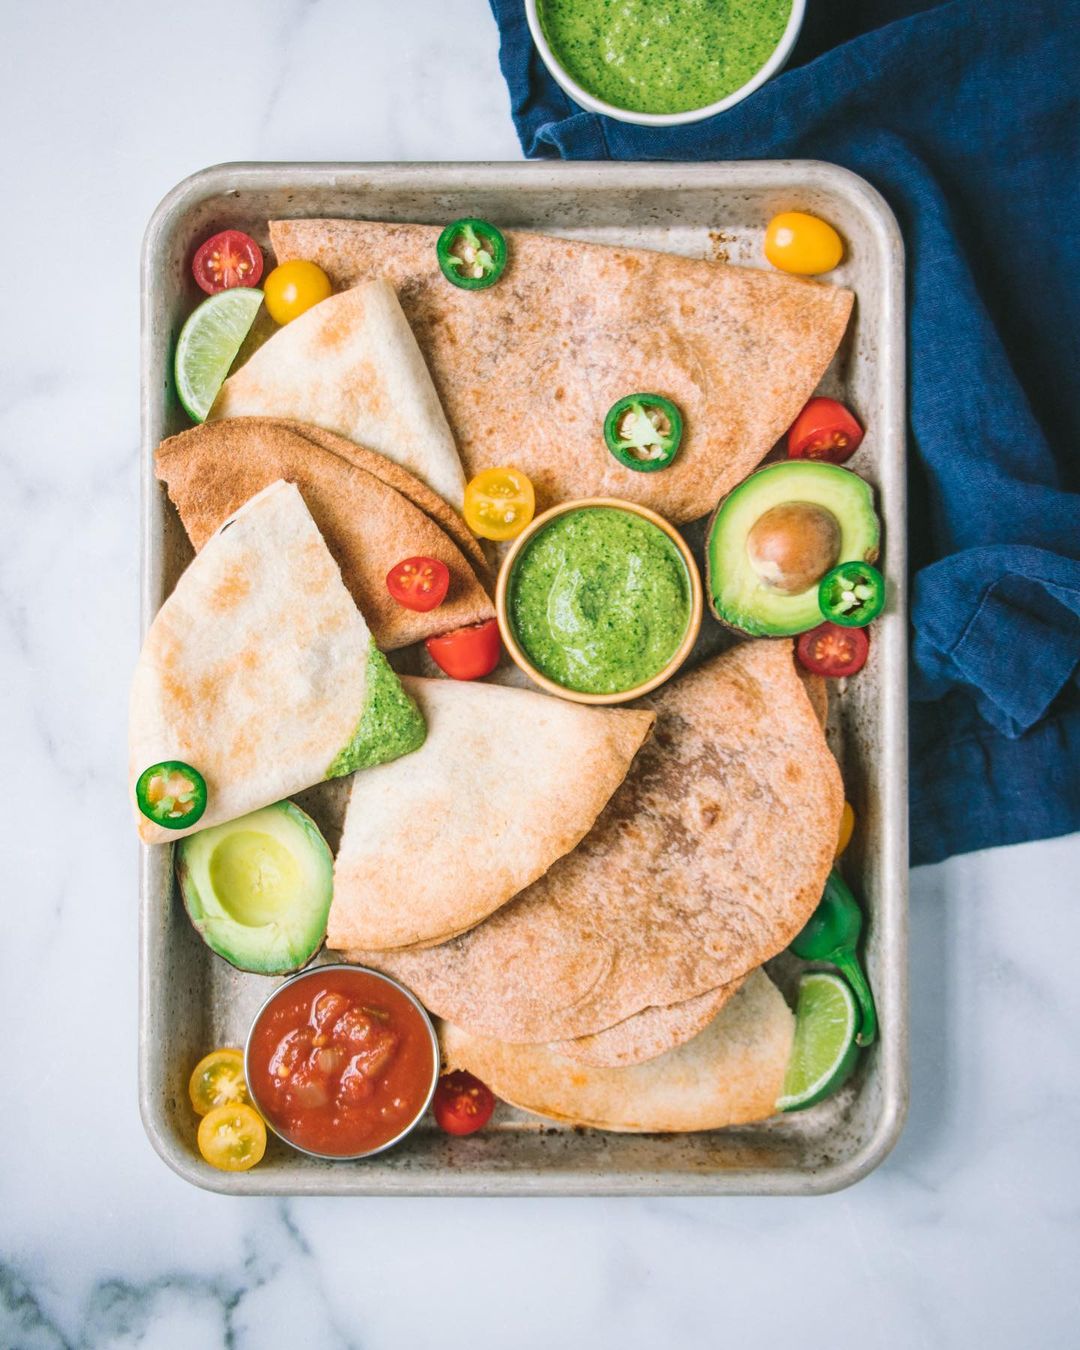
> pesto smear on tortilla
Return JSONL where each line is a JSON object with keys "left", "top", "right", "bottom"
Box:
{"left": 508, "top": 507, "right": 691, "bottom": 694}
{"left": 538, "top": 0, "right": 793, "bottom": 116}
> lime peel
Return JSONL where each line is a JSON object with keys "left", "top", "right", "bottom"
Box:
{"left": 174, "top": 288, "right": 264, "bottom": 422}
{"left": 777, "top": 971, "right": 860, "bottom": 1112}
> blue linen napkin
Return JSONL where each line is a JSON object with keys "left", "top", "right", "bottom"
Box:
{"left": 488, "top": 0, "right": 1080, "bottom": 866}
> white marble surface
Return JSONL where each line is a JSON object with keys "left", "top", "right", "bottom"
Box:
{"left": 3, "top": 1, "right": 1079, "bottom": 1346}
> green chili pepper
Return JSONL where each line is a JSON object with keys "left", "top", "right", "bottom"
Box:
{"left": 818, "top": 562, "right": 885, "bottom": 628}
{"left": 789, "top": 870, "right": 878, "bottom": 1046}
{"left": 603, "top": 393, "right": 684, "bottom": 472}
{"left": 136, "top": 760, "right": 207, "bottom": 831}
{"left": 436, "top": 218, "right": 507, "bottom": 290}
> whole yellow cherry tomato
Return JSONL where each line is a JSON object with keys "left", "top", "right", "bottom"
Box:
{"left": 189, "top": 1048, "right": 248, "bottom": 1116}
{"left": 263, "top": 259, "right": 332, "bottom": 324}
{"left": 836, "top": 801, "right": 856, "bottom": 858}
{"left": 464, "top": 467, "right": 536, "bottom": 541}
{"left": 197, "top": 1103, "right": 267, "bottom": 1172}
{"left": 765, "top": 212, "right": 844, "bottom": 275}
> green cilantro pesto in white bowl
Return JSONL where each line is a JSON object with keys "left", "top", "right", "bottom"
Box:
{"left": 526, "top": 0, "right": 805, "bottom": 128}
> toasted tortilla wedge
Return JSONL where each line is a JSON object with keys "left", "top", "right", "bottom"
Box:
{"left": 129, "top": 481, "right": 425, "bottom": 844}
{"left": 155, "top": 419, "right": 493, "bottom": 650}
{"left": 276, "top": 420, "right": 488, "bottom": 576}
{"left": 329, "top": 677, "right": 655, "bottom": 951}
{"left": 550, "top": 979, "right": 744, "bottom": 1069}
{"left": 440, "top": 970, "right": 793, "bottom": 1132}
{"left": 209, "top": 279, "right": 467, "bottom": 512}
{"left": 269, "top": 220, "right": 854, "bottom": 525}
{"left": 354, "top": 641, "right": 841, "bottom": 1041}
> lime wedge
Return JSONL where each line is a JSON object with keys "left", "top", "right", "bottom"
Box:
{"left": 174, "top": 288, "right": 263, "bottom": 422}
{"left": 777, "top": 971, "right": 860, "bottom": 1112}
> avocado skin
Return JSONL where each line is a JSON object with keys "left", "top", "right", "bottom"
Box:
{"left": 176, "top": 801, "right": 333, "bottom": 975}
{"left": 705, "top": 461, "right": 880, "bottom": 638}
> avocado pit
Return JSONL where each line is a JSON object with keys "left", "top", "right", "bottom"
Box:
{"left": 746, "top": 502, "right": 841, "bottom": 595}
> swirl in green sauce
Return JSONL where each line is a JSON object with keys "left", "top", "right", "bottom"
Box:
{"left": 508, "top": 507, "right": 691, "bottom": 695}
{"left": 538, "top": 0, "right": 793, "bottom": 116}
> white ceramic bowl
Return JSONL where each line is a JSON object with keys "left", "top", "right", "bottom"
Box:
{"left": 525, "top": 0, "right": 806, "bottom": 128}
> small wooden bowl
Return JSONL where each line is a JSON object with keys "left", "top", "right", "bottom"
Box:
{"left": 495, "top": 497, "right": 703, "bottom": 706}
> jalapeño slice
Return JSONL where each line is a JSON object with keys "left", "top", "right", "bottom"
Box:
{"left": 136, "top": 760, "right": 207, "bottom": 830}
{"left": 436, "top": 219, "right": 507, "bottom": 290}
{"left": 818, "top": 562, "right": 885, "bottom": 628}
{"left": 604, "top": 394, "right": 684, "bottom": 472}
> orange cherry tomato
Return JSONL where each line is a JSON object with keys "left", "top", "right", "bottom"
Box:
{"left": 263, "top": 259, "right": 332, "bottom": 324}
{"left": 463, "top": 467, "right": 535, "bottom": 541}
{"left": 765, "top": 211, "right": 844, "bottom": 275}
{"left": 197, "top": 1103, "right": 266, "bottom": 1172}
{"left": 386, "top": 556, "right": 450, "bottom": 612}
{"left": 433, "top": 1071, "right": 495, "bottom": 1135}
{"left": 425, "top": 618, "right": 502, "bottom": 680}
{"left": 188, "top": 1048, "right": 248, "bottom": 1116}
{"left": 836, "top": 802, "right": 856, "bottom": 858}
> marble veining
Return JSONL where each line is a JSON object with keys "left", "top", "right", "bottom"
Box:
{"left": 2, "top": 0, "right": 1078, "bottom": 1346}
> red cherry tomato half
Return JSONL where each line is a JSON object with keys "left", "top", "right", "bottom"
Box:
{"left": 787, "top": 397, "right": 865, "bottom": 463}
{"left": 192, "top": 230, "right": 264, "bottom": 295}
{"left": 386, "top": 556, "right": 450, "bottom": 612}
{"left": 796, "top": 622, "right": 870, "bottom": 678}
{"left": 425, "top": 618, "right": 501, "bottom": 680}
{"left": 433, "top": 1070, "right": 496, "bottom": 1136}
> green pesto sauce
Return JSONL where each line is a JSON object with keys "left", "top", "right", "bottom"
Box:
{"left": 508, "top": 508, "right": 691, "bottom": 695}
{"left": 538, "top": 0, "right": 793, "bottom": 115}
{"left": 326, "top": 642, "right": 426, "bottom": 779}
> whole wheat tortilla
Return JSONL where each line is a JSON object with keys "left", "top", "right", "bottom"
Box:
{"left": 129, "top": 481, "right": 423, "bottom": 844}
{"left": 269, "top": 220, "right": 854, "bottom": 525}
{"left": 277, "top": 419, "right": 488, "bottom": 576}
{"left": 155, "top": 420, "right": 493, "bottom": 650}
{"left": 210, "top": 279, "right": 467, "bottom": 512}
{"left": 550, "top": 978, "right": 744, "bottom": 1069}
{"left": 439, "top": 970, "right": 793, "bottom": 1133}
{"left": 799, "top": 670, "right": 829, "bottom": 731}
{"left": 352, "top": 640, "right": 842, "bottom": 1041}
{"left": 329, "top": 677, "right": 654, "bottom": 951}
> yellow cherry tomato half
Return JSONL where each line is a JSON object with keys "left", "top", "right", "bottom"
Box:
{"left": 197, "top": 1103, "right": 267, "bottom": 1172}
{"left": 262, "top": 259, "right": 332, "bottom": 325}
{"left": 463, "top": 466, "right": 536, "bottom": 541}
{"left": 836, "top": 801, "right": 856, "bottom": 858}
{"left": 188, "top": 1047, "right": 248, "bottom": 1116}
{"left": 764, "top": 211, "right": 844, "bottom": 275}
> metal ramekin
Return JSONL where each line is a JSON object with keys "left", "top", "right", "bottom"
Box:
{"left": 244, "top": 964, "right": 440, "bottom": 1162}
{"left": 495, "top": 497, "right": 703, "bottom": 706}
{"left": 525, "top": 0, "right": 806, "bottom": 128}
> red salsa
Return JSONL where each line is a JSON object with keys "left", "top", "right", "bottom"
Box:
{"left": 246, "top": 966, "right": 437, "bottom": 1158}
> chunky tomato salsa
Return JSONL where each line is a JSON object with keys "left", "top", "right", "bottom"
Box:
{"left": 246, "top": 966, "right": 437, "bottom": 1157}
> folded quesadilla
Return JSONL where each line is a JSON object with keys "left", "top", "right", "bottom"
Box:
{"left": 550, "top": 980, "right": 744, "bottom": 1069}
{"left": 155, "top": 419, "right": 493, "bottom": 650}
{"left": 209, "top": 279, "right": 467, "bottom": 513}
{"left": 353, "top": 641, "right": 841, "bottom": 1042}
{"left": 277, "top": 419, "right": 488, "bottom": 576}
{"left": 129, "top": 481, "right": 425, "bottom": 844}
{"left": 269, "top": 219, "right": 854, "bottom": 524}
{"left": 329, "top": 677, "right": 655, "bottom": 951}
{"left": 439, "top": 970, "right": 793, "bottom": 1132}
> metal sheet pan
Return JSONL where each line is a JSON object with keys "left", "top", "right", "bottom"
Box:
{"left": 140, "top": 161, "right": 907, "bottom": 1195}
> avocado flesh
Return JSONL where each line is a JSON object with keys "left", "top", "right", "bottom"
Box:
{"left": 177, "top": 801, "right": 333, "bottom": 974}
{"left": 706, "top": 461, "right": 880, "bottom": 637}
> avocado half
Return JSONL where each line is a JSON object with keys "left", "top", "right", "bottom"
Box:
{"left": 706, "top": 461, "right": 880, "bottom": 637}
{"left": 176, "top": 801, "right": 333, "bottom": 974}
